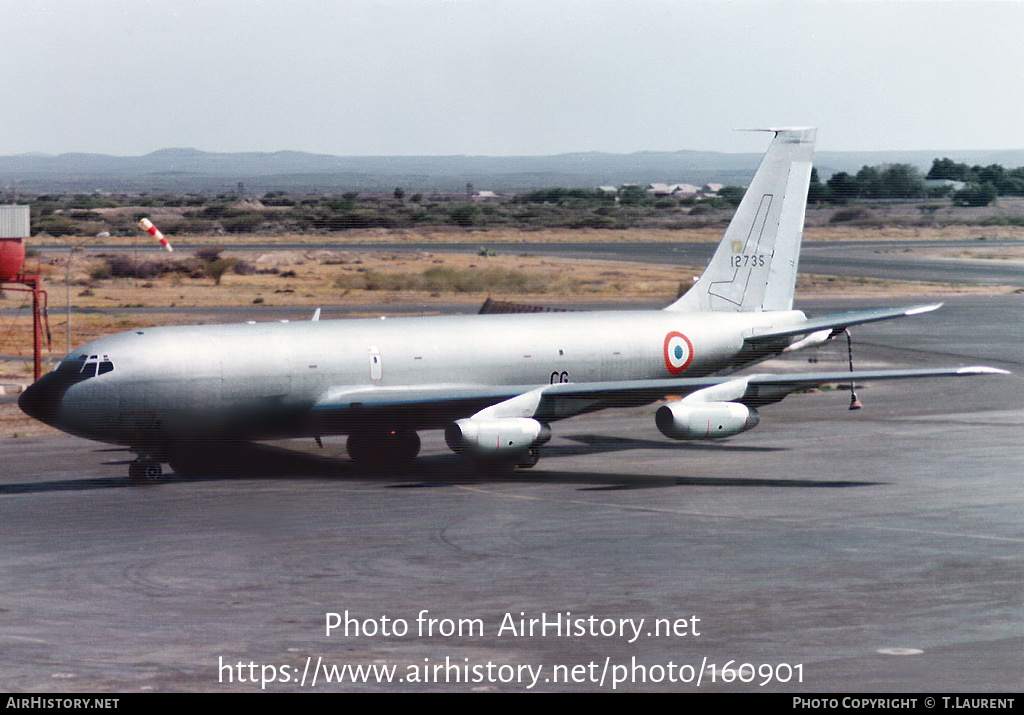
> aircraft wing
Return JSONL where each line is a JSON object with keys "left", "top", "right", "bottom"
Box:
{"left": 529, "top": 366, "right": 1005, "bottom": 419}
{"left": 311, "top": 366, "right": 1007, "bottom": 426}
{"left": 730, "top": 366, "right": 1006, "bottom": 407}
{"left": 745, "top": 304, "right": 942, "bottom": 347}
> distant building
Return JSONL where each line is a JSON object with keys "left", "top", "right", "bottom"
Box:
{"left": 0, "top": 204, "right": 30, "bottom": 238}
{"left": 647, "top": 183, "right": 700, "bottom": 196}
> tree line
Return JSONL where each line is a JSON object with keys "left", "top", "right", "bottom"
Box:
{"left": 810, "top": 159, "right": 1024, "bottom": 207}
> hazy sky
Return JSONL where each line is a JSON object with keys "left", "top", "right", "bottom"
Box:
{"left": 2, "top": 0, "right": 1022, "bottom": 156}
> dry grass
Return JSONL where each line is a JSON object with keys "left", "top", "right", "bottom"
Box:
{"left": 25, "top": 248, "right": 699, "bottom": 310}
{"left": 934, "top": 246, "right": 1024, "bottom": 262}
{"left": 804, "top": 225, "right": 1024, "bottom": 242}
{"left": 30, "top": 222, "right": 1024, "bottom": 249}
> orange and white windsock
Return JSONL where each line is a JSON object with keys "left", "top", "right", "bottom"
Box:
{"left": 138, "top": 218, "right": 173, "bottom": 252}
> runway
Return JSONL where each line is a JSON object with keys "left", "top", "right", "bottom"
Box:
{"left": 29, "top": 236, "right": 1024, "bottom": 288}
{"left": 0, "top": 292, "right": 1021, "bottom": 692}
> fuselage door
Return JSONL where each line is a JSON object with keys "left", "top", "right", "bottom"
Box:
{"left": 368, "top": 345, "right": 383, "bottom": 382}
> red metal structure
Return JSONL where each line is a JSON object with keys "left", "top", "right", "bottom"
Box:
{"left": 0, "top": 237, "right": 26, "bottom": 281}
{"left": 0, "top": 237, "right": 50, "bottom": 381}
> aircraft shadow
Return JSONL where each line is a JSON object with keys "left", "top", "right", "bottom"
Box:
{"left": 0, "top": 475, "right": 159, "bottom": 495}
{"left": 546, "top": 434, "right": 788, "bottom": 458}
{"left": 0, "top": 440, "right": 881, "bottom": 495}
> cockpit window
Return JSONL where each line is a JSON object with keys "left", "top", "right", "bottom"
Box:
{"left": 54, "top": 354, "right": 114, "bottom": 379}
{"left": 55, "top": 355, "right": 87, "bottom": 374}
{"left": 83, "top": 354, "right": 114, "bottom": 377}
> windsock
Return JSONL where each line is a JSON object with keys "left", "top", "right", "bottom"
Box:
{"left": 138, "top": 218, "right": 173, "bottom": 252}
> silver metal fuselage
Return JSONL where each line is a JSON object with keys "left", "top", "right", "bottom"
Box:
{"left": 46, "top": 308, "right": 805, "bottom": 447}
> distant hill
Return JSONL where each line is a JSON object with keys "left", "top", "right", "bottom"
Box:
{"left": 2, "top": 147, "right": 1023, "bottom": 194}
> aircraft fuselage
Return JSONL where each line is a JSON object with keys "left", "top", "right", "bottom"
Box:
{"left": 18, "top": 129, "right": 1009, "bottom": 478}
{"left": 22, "top": 308, "right": 805, "bottom": 448}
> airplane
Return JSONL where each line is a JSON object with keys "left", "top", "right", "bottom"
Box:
{"left": 18, "top": 127, "right": 1008, "bottom": 480}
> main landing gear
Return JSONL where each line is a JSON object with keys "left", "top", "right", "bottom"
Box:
{"left": 128, "top": 457, "right": 163, "bottom": 482}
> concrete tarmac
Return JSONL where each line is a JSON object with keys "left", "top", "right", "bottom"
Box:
{"left": 0, "top": 297, "right": 1021, "bottom": 693}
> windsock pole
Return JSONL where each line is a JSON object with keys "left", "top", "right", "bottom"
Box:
{"left": 138, "top": 218, "right": 173, "bottom": 252}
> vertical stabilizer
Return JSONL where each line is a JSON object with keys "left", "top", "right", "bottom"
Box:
{"left": 666, "top": 127, "right": 815, "bottom": 312}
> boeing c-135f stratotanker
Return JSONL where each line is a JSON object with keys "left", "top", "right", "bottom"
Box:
{"left": 18, "top": 128, "right": 1008, "bottom": 479}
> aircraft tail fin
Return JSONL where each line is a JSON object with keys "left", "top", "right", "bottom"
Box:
{"left": 666, "top": 127, "right": 815, "bottom": 313}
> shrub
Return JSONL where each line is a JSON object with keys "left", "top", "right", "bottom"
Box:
{"left": 830, "top": 207, "right": 871, "bottom": 223}
{"left": 450, "top": 206, "right": 478, "bottom": 227}
{"left": 221, "top": 212, "right": 265, "bottom": 233}
{"left": 617, "top": 186, "right": 651, "bottom": 206}
{"left": 205, "top": 258, "right": 236, "bottom": 285}
{"left": 231, "top": 260, "right": 256, "bottom": 275}
{"left": 952, "top": 183, "right": 998, "bottom": 207}
{"left": 34, "top": 215, "right": 80, "bottom": 236}
{"left": 194, "top": 247, "right": 223, "bottom": 262}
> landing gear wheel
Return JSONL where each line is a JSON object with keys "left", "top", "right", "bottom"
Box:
{"left": 129, "top": 459, "right": 163, "bottom": 483}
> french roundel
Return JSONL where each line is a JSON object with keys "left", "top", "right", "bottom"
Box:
{"left": 663, "top": 331, "right": 694, "bottom": 374}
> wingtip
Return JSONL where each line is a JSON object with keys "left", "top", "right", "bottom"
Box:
{"left": 956, "top": 366, "right": 1011, "bottom": 376}
{"left": 905, "top": 303, "right": 943, "bottom": 316}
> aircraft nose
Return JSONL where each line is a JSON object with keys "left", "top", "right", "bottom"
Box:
{"left": 18, "top": 373, "right": 68, "bottom": 425}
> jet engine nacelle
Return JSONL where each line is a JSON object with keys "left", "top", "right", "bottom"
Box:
{"left": 655, "top": 401, "right": 760, "bottom": 440}
{"left": 445, "top": 417, "right": 552, "bottom": 454}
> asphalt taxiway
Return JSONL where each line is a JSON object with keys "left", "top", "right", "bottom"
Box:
{"left": 31, "top": 236, "right": 1024, "bottom": 288}
{"left": 0, "top": 294, "right": 1022, "bottom": 693}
